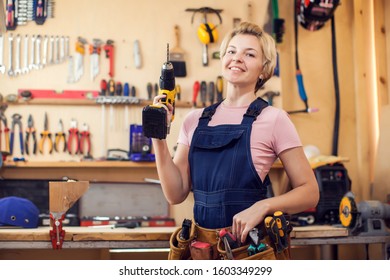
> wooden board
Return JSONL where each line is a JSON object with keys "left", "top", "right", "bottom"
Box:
{"left": 372, "top": 105, "right": 390, "bottom": 202}
{"left": 49, "top": 181, "right": 89, "bottom": 213}
{"left": 291, "top": 225, "right": 349, "bottom": 239}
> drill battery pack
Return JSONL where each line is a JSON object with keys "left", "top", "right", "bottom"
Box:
{"left": 142, "top": 106, "right": 169, "bottom": 140}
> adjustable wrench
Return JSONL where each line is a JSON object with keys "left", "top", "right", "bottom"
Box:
{"left": 14, "top": 34, "right": 22, "bottom": 75}
{"left": 22, "top": 34, "right": 29, "bottom": 74}
{"left": 8, "top": 33, "right": 14, "bottom": 77}
{"left": 35, "top": 35, "right": 43, "bottom": 69}
{"left": 29, "top": 35, "right": 36, "bottom": 70}
{"left": 0, "top": 35, "right": 5, "bottom": 74}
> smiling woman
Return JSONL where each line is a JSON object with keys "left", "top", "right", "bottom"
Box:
{"left": 148, "top": 22, "right": 319, "bottom": 260}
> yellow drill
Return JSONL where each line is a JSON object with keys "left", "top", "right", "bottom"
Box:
{"left": 142, "top": 44, "right": 177, "bottom": 139}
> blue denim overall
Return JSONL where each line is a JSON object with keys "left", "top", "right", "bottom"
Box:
{"left": 189, "top": 97, "right": 271, "bottom": 229}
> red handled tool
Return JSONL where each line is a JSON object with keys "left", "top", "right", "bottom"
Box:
{"left": 104, "top": 39, "right": 115, "bottom": 78}
{"left": 67, "top": 119, "right": 79, "bottom": 155}
{"left": 192, "top": 81, "right": 200, "bottom": 107}
{"left": 79, "top": 123, "right": 91, "bottom": 158}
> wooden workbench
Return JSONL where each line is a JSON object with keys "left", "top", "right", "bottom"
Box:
{"left": 0, "top": 225, "right": 389, "bottom": 259}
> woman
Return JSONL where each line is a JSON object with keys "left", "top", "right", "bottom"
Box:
{"left": 152, "top": 22, "right": 319, "bottom": 246}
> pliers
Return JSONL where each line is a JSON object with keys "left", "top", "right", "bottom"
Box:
{"left": 39, "top": 112, "right": 53, "bottom": 154}
{"left": 25, "top": 114, "right": 37, "bottom": 155}
{"left": 67, "top": 119, "right": 79, "bottom": 155}
{"left": 10, "top": 113, "right": 25, "bottom": 158}
{"left": 80, "top": 123, "right": 91, "bottom": 158}
{"left": 0, "top": 104, "right": 10, "bottom": 155}
{"left": 54, "top": 119, "right": 67, "bottom": 152}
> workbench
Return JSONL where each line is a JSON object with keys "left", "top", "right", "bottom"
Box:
{"left": 0, "top": 225, "right": 389, "bottom": 260}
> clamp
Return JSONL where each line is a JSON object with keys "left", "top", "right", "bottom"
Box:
{"left": 49, "top": 212, "right": 66, "bottom": 249}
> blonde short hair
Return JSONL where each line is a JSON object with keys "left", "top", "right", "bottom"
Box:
{"left": 220, "top": 22, "right": 277, "bottom": 92}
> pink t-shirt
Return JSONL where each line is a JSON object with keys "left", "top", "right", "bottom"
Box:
{"left": 177, "top": 102, "right": 302, "bottom": 181}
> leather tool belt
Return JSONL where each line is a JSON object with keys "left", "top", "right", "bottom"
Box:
{"left": 168, "top": 215, "right": 292, "bottom": 260}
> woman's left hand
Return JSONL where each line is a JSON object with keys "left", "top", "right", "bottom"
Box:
{"left": 232, "top": 201, "right": 269, "bottom": 244}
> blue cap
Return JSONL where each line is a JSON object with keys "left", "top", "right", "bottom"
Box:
{"left": 0, "top": 196, "right": 40, "bottom": 228}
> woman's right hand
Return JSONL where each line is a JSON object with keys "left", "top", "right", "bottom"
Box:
{"left": 153, "top": 94, "right": 174, "bottom": 125}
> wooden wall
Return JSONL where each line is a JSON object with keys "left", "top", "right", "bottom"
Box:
{"left": 1, "top": 0, "right": 389, "bottom": 203}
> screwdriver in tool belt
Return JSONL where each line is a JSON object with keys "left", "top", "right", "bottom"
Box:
{"left": 264, "top": 216, "right": 284, "bottom": 253}
{"left": 274, "top": 211, "right": 289, "bottom": 249}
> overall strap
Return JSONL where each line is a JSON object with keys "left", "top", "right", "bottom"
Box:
{"left": 241, "top": 97, "right": 269, "bottom": 125}
{"left": 198, "top": 100, "right": 224, "bottom": 127}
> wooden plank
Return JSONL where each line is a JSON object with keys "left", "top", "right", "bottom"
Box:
{"left": 372, "top": 105, "right": 390, "bottom": 202}
{"left": 291, "top": 225, "right": 349, "bottom": 239}
{"left": 49, "top": 181, "right": 89, "bottom": 213}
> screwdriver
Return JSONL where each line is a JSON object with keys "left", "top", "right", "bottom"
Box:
{"left": 100, "top": 79, "right": 107, "bottom": 96}
{"left": 108, "top": 79, "right": 115, "bottom": 96}
{"left": 216, "top": 76, "right": 223, "bottom": 102}
{"left": 147, "top": 82, "right": 153, "bottom": 100}
{"left": 200, "top": 81, "right": 207, "bottom": 107}
{"left": 192, "top": 81, "right": 200, "bottom": 108}
{"left": 208, "top": 81, "right": 215, "bottom": 105}
{"left": 115, "top": 82, "right": 123, "bottom": 96}
{"left": 176, "top": 85, "right": 181, "bottom": 101}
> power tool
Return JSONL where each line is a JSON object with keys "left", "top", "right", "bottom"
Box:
{"left": 339, "top": 191, "right": 390, "bottom": 236}
{"left": 142, "top": 44, "right": 176, "bottom": 139}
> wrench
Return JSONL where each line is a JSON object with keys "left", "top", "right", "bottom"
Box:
{"left": 29, "top": 35, "right": 36, "bottom": 70}
{"left": 8, "top": 33, "right": 14, "bottom": 77}
{"left": 48, "top": 35, "right": 54, "bottom": 64}
{"left": 22, "top": 34, "right": 29, "bottom": 74}
{"left": 42, "top": 35, "right": 48, "bottom": 66}
{"left": 0, "top": 35, "right": 5, "bottom": 74}
{"left": 35, "top": 35, "right": 43, "bottom": 69}
{"left": 14, "top": 34, "right": 22, "bottom": 75}
{"left": 60, "top": 36, "right": 65, "bottom": 62}
{"left": 55, "top": 36, "right": 60, "bottom": 64}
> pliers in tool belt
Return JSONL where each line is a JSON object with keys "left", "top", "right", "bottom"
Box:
{"left": 79, "top": 123, "right": 91, "bottom": 158}
{"left": 25, "top": 114, "right": 37, "bottom": 155}
{"left": 67, "top": 119, "right": 79, "bottom": 155}
{"left": 39, "top": 112, "right": 53, "bottom": 154}
{"left": 10, "top": 113, "right": 24, "bottom": 156}
{"left": 54, "top": 119, "right": 67, "bottom": 152}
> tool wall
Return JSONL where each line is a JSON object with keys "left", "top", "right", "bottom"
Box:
{"left": 0, "top": 0, "right": 282, "bottom": 162}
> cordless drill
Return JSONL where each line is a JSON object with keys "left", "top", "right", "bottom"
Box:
{"left": 142, "top": 44, "right": 176, "bottom": 139}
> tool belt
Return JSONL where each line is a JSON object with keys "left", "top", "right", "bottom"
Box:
{"left": 168, "top": 215, "right": 292, "bottom": 260}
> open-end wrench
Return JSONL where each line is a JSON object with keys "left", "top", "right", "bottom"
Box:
{"left": 48, "top": 35, "right": 54, "bottom": 64}
{"left": 22, "top": 34, "right": 29, "bottom": 74}
{"left": 42, "top": 35, "right": 48, "bottom": 66}
{"left": 14, "top": 34, "right": 22, "bottom": 75}
{"left": 65, "top": 36, "right": 70, "bottom": 59}
{"left": 8, "top": 33, "right": 14, "bottom": 77}
{"left": 29, "top": 35, "right": 36, "bottom": 70}
{"left": 60, "top": 36, "right": 65, "bottom": 62}
{"left": 0, "top": 35, "right": 5, "bottom": 74}
{"left": 55, "top": 36, "right": 60, "bottom": 64}
{"left": 35, "top": 35, "right": 43, "bottom": 69}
